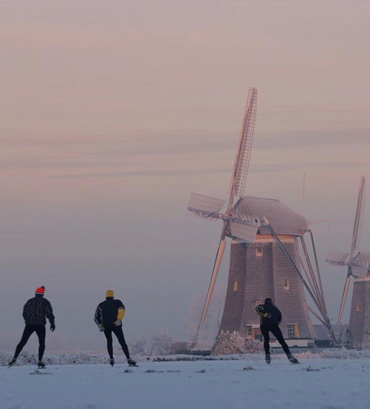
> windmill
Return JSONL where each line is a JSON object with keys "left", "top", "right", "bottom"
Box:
{"left": 326, "top": 177, "right": 369, "bottom": 324}
{"left": 187, "top": 87, "right": 259, "bottom": 344}
{"left": 188, "top": 88, "right": 336, "bottom": 347}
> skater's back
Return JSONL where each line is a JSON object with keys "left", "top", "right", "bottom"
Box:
{"left": 23, "top": 295, "right": 54, "bottom": 326}
{"left": 95, "top": 297, "right": 125, "bottom": 328}
{"left": 255, "top": 302, "right": 282, "bottom": 326}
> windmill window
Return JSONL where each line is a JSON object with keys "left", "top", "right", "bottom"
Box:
{"left": 233, "top": 280, "right": 238, "bottom": 292}
{"left": 246, "top": 326, "right": 253, "bottom": 339}
{"left": 284, "top": 279, "right": 290, "bottom": 290}
{"left": 287, "top": 324, "right": 299, "bottom": 338}
{"left": 256, "top": 247, "right": 263, "bottom": 257}
{"left": 356, "top": 303, "right": 361, "bottom": 312}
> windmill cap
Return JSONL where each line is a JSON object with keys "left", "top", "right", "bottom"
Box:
{"left": 106, "top": 289, "right": 114, "bottom": 298}
{"left": 35, "top": 286, "right": 45, "bottom": 295}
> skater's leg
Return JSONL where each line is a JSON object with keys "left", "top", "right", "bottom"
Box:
{"left": 13, "top": 326, "right": 34, "bottom": 360}
{"left": 113, "top": 326, "right": 130, "bottom": 359}
{"left": 270, "top": 325, "right": 290, "bottom": 355}
{"left": 103, "top": 328, "right": 114, "bottom": 359}
{"left": 35, "top": 326, "right": 46, "bottom": 361}
{"left": 260, "top": 325, "right": 270, "bottom": 355}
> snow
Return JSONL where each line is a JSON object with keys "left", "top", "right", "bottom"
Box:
{"left": 1, "top": 354, "right": 369, "bottom": 409}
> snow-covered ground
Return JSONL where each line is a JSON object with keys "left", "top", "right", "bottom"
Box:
{"left": 1, "top": 353, "right": 370, "bottom": 409}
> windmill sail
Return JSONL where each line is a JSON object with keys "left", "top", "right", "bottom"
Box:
{"left": 350, "top": 177, "right": 366, "bottom": 258}
{"left": 229, "top": 88, "right": 258, "bottom": 202}
{"left": 188, "top": 193, "right": 226, "bottom": 219}
{"left": 229, "top": 220, "right": 258, "bottom": 242}
{"left": 194, "top": 230, "right": 227, "bottom": 343}
{"left": 333, "top": 176, "right": 367, "bottom": 324}
{"left": 326, "top": 250, "right": 349, "bottom": 266}
{"left": 356, "top": 252, "right": 370, "bottom": 267}
{"left": 188, "top": 88, "right": 259, "bottom": 345}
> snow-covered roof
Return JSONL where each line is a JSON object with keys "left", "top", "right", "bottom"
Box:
{"left": 238, "top": 196, "right": 308, "bottom": 237}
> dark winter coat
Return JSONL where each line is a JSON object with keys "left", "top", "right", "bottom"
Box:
{"left": 23, "top": 295, "right": 55, "bottom": 326}
{"left": 94, "top": 298, "right": 125, "bottom": 328}
{"left": 255, "top": 303, "right": 282, "bottom": 326}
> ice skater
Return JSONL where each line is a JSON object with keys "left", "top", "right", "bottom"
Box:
{"left": 9, "top": 286, "right": 55, "bottom": 368}
{"left": 94, "top": 290, "right": 137, "bottom": 367}
{"left": 255, "top": 298, "right": 298, "bottom": 364}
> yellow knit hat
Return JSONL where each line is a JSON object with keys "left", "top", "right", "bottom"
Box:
{"left": 106, "top": 289, "right": 114, "bottom": 298}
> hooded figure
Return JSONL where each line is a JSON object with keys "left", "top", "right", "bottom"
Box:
{"left": 255, "top": 298, "right": 298, "bottom": 364}
{"left": 94, "top": 290, "right": 136, "bottom": 367}
{"left": 9, "top": 286, "right": 55, "bottom": 368}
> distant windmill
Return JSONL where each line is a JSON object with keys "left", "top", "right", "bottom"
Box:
{"left": 326, "top": 177, "right": 370, "bottom": 325}
{"left": 188, "top": 88, "right": 259, "bottom": 344}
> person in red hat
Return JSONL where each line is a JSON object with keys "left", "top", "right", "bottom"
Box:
{"left": 9, "top": 286, "right": 55, "bottom": 368}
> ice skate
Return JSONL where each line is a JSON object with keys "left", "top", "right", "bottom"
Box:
{"left": 287, "top": 354, "right": 299, "bottom": 364}
{"left": 8, "top": 359, "right": 16, "bottom": 368}
{"left": 37, "top": 361, "right": 46, "bottom": 369}
{"left": 265, "top": 354, "right": 271, "bottom": 364}
{"left": 110, "top": 358, "right": 115, "bottom": 367}
{"left": 128, "top": 358, "right": 138, "bottom": 367}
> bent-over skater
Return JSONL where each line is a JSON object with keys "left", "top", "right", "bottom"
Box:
{"left": 255, "top": 298, "right": 298, "bottom": 364}
{"left": 9, "top": 286, "right": 55, "bottom": 368}
{"left": 94, "top": 290, "right": 136, "bottom": 367}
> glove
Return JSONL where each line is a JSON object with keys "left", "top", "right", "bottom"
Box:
{"left": 98, "top": 324, "right": 105, "bottom": 332}
{"left": 263, "top": 313, "right": 272, "bottom": 319}
{"left": 113, "top": 320, "right": 122, "bottom": 327}
{"left": 50, "top": 323, "right": 56, "bottom": 332}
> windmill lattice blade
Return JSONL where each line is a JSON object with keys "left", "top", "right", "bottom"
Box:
{"left": 188, "top": 193, "right": 226, "bottom": 214}
{"left": 350, "top": 177, "right": 366, "bottom": 258}
{"left": 356, "top": 252, "right": 370, "bottom": 266}
{"left": 229, "top": 88, "right": 258, "bottom": 200}
{"left": 351, "top": 266, "right": 368, "bottom": 278}
{"left": 194, "top": 228, "right": 227, "bottom": 344}
{"left": 325, "top": 250, "right": 349, "bottom": 266}
{"left": 338, "top": 275, "right": 351, "bottom": 324}
{"left": 229, "top": 220, "right": 258, "bottom": 242}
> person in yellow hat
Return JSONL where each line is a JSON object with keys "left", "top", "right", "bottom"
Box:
{"left": 94, "top": 290, "right": 136, "bottom": 367}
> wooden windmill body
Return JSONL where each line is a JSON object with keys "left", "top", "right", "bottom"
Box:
{"left": 220, "top": 196, "right": 314, "bottom": 342}
{"left": 327, "top": 177, "right": 370, "bottom": 348}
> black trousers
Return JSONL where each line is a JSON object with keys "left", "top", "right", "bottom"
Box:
{"left": 260, "top": 325, "right": 291, "bottom": 355}
{"left": 14, "top": 325, "right": 46, "bottom": 361}
{"left": 103, "top": 326, "right": 130, "bottom": 360}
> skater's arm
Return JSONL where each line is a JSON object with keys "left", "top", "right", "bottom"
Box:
{"left": 22, "top": 301, "right": 30, "bottom": 323}
{"left": 117, "top": 301, "right": 125, "bottom": 321}
{"left": 255, "top": 305, "right": 272, "bottom": 319}
{"left": 255, "top": 305, "right": 265, "bottom": 317}
{"left": 94, "top": 305, "right": 103, "bottom": 326}
{"left": 44, "top": 299, "right": 55, "bottom": 325}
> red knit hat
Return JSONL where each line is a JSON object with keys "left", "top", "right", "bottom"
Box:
{"left": 35, "top": 286, "right": 45, "bottom": 295}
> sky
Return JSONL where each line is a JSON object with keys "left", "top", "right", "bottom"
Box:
{"left": 0, "top": 0, "right": 369, "bottom": 350}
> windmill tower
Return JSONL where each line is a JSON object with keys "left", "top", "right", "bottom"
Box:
{"left": 326, "top": 177, "right": 370, "bottom": 347}
{"left": 219, "top": 196, "right": 314, "bottom": 342}
{"left": 188, "top": 88, "right": 335, "bottom": 346}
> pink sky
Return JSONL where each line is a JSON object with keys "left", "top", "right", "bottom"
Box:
{"left": 0, "top": 0, "right": 369, "bottom": 347}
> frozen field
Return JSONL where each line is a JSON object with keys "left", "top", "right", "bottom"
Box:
{"left": 1, "top": 354, "right": 370, "bottom": 409}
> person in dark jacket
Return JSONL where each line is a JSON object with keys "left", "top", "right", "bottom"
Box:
{"left": 9, "top": 286, "right": 55, "bottom": 368}
{"left": 94, "top": 290, "right": 136, "bottom": 367}
{"left": 255, "top": 298, "right": 298, "bottom": 364}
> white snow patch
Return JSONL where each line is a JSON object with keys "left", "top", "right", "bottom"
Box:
{"left": 1, "top": 352, "right": 370, "bottom": 409}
